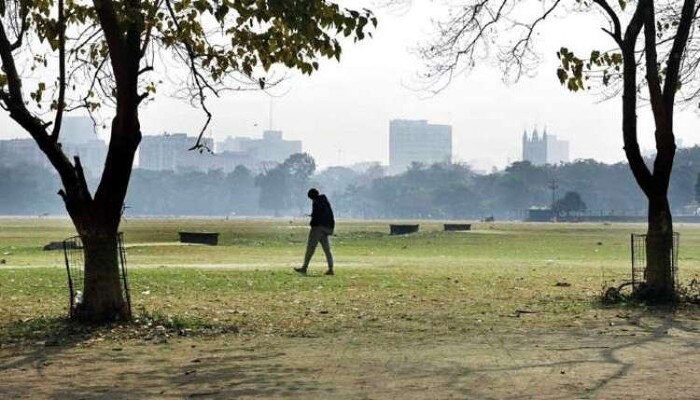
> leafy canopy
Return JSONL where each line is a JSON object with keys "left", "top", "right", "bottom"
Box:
{"left": 0, "top": 0, "right": 376, "bottom": 117}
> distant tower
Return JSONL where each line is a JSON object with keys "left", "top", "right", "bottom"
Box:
{"left": 522, "top": 126, "right": 569, "bottom": 165}
{"left": 522, "top": 127, "right": 547, "bottom": 166}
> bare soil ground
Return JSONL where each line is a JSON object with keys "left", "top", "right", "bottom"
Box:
{"left": 1, "top": 315, "right": 698, "bottom": 399}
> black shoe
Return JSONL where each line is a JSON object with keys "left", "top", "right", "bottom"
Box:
{"left": 294, "top": 267, "right": 307, "bottom": 275}
{"left": 324, "top": 269, "right": 334, "bottom": 276}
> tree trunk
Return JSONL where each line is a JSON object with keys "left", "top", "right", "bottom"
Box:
{"left": 73, "top": 227, "right": 130, "bottom": 323}
{"left": 68, "top": 109, "right": 140, "bottom": 323}
{"left": 643, "top": 196, "right": 676, "bottom": 301}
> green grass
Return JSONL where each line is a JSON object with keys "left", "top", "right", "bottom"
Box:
{"left": 1, "top": 218, "right": 699, "bottom": 342}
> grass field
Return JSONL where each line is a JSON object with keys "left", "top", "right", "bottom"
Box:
{"left": 0, "top": 218, "right": 699, "bottom": 399}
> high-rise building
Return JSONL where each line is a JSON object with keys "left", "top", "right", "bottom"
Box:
{"left": 139, "top": 133, "right": 214, "bottom": 172}
{"left": 218, "top": 130, "right": 302, "bottom": 165}
{"left": 389, "top": 119, "right": 452, "bottom": 174}
{"left": 522, "top": 128, "right": 569, "bottom": 166}
{"left": 61, "top": 116, "right": 98, "bottom": 145}
{"left": 0, "top": 138, "right": 50, "bottom": 170}
{"left": 0, "top": 116, "right": 107, "bottom": 177}
{"left": 59, "top": 116, "right": 108, "bottom": 177}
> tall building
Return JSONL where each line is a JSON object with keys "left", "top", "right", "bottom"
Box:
{"left": 522, "top": 127, "right": 569, "bottom": 166}
{"left": 0, "top": 139, "right": 50, "bottom": 170}
{"left": 389, "top": 119, "right": 452, "bottom": 174}
{"left": 59, "top": 116, "right": 108, "bottom": 177}
{"left": 139, "top": 133, "right": 214, "bottom": 172}
{"left": 218, "top": 130, "right": 302, "bottom": 165}
{"left": 0, "top": 116, "right": 107, "bottom": 177}
{"left": 61, "top": 116, "right": 97, "bottom": 145}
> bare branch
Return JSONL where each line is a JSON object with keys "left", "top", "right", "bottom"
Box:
{"left": 592, "top": 0, "right": 623, "bottom": 45}
{"left": 663, "top": 0, "right": 697, "bottom": 112}
{"left": 620, "top": 0, "right": 654, "bottom": 196}
{"left": 643, "top": 0, "right": 665, "bottom": 128}
{"left": 51, "top": 0, "right": 68, "bottom": 141}
{"left": 164, "top": 0, "right": 216, "bottom": 150}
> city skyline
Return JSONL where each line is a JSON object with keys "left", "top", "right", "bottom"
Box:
{"left": 1, "top": 2, "right": 699, "bottom": 171}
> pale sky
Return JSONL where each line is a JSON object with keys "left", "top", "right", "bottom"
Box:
{"left": 1, "top": 1, "right": 698, "bottom": 171}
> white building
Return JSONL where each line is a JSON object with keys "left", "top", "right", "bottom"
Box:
{"left": 59, "top": 116, "right": 108, "bottom": 177}
{"left": 389, "top": 119, "right": 452, "bottom": 174}
{"left": 139, "top": 133, "right": 214, "bottom": 172}
{"left": 218, "top": 130, "right": 302, "bottom": 165}
{"left": 209, "top": 151, "right": 259, "bottom": 173}
{"left": 0, "top": 116, "right": 107, "bottom": 177}
{"left": 522, "top": 127, "right": 569, "bottom": 166}
{"left": 0, "top": 139, "right": 50, "bottom": 170}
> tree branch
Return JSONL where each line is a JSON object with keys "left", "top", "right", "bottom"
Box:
{"left": 593, "top": 0, "right": 623, "bottom": 45}
{"left": 0, "top": 19, "right": 84, "bottom": 205}
{"left": 164, "top": 0, "right": 215, "bottom": 150}
{"left": 663, "top": 0, "right": 697, "bottom": 113}
{"left": 93, "top": 0, "right": 127, "bottom": 83}
{"left": 51, "top": 0, "right": 67, "bottom": 141}
{"left": 621, "top": 0, "right": 654, "bottom": 196}
{"left": 643, "top": 0, "right": 665, "bottom": 129}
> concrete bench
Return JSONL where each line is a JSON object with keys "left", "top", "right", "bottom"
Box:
{"left": 178, "top": 232, "right": 220, "bottom": 246}
{"left": 444, "top": 224, "right": 471, "bottom": 232}
{"left": 390, "top": 224, "right": 419, "bottom": 235}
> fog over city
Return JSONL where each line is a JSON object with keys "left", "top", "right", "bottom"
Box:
{"left": 2, "top": 1, "right": 699, "bottom": 172}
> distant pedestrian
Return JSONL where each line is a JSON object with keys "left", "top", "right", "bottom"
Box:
{"left": 295, "top": 188, "right": 335, "bottom": 275}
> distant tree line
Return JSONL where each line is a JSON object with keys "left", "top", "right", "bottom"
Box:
{"left": 4, "top": 147, "right": 700, "bottom": 219}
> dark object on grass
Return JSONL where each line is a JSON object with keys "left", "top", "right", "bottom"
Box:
{"left": 444, "top": 224, "right": 471, "bottom": 232}
{"left": 555, "top": 281, "right": 571, "bottom": 287}
{"left": 179, "top": 232, "right": 220, "bottom": 246}
{"left": 513, "top": 309, "right": 538, "bottom": 317}
{"left": 0, "top": 259, "right": 5, "bottom": 265}
{"left": 602, "top": 286, "right": 624, "bottom": 304}
{"left": 44, "top": 241, "right": 79, "bottom": 251}
{"left": 390, "top": 224, "right": 419, "bottom": 235}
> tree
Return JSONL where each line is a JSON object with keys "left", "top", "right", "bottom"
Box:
{"left": 0, "top": 0, "right": 375, "bottom": 322}
{"left": 282, "top": 152, "right": 317, "bottom": 211}
{"left": 553, "top": 191, "right": 587, "bottom": 217}
{"left": 418, "top": 0, "right": 700, "bottom": 301}
{"left": 256, "top": 153, "right": 316, "bottom": 214}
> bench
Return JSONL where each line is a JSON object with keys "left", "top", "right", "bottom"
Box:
{"left": 444, "top": 224, "right": 472, "bottom": 232}
{"left": 178, "top": 232, "right": 220, "bottom": 246}
{"left": 390, "top": 224, "right": 419, "bottom": 235}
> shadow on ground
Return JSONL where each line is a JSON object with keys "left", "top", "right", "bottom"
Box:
{"left": 0, "top": 313, "right": 698, "bottom": 399}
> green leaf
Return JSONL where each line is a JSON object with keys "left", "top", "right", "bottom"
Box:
{"left": 556, "top": 68, "right": 567, "bottom": 84}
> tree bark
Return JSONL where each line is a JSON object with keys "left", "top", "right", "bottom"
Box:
{"left": 617, "top": 0, "right": 678, "bottom": 302}
{"left": 74, "top": 227, "right": 129, "bottom": 323}
{"left": 69, "top": 109, "right": 140, "bottom": 323}
{"left": 644, "top": 195, "right": 675, "bottom": 301}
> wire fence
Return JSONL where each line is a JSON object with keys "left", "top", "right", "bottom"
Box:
{"left": 63, "top": 233, "right": 131, "bottom": 319}
{"left": 631, "top": 232, "right": 679, "bottom": 291}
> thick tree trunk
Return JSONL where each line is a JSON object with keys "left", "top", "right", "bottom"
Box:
{"left": 74, "top": 227, "right": 129, "bottom": 323}
{"left": 68, "top": 110, "right": 140, "bottom": 323}
{"left": 643, "top": 196, "right": 676, "bottom": 301}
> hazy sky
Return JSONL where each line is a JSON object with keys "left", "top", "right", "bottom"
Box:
{"left": 1, "top": 1, "right": 699, "bottom": 171}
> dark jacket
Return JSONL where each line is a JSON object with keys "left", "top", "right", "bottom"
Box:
{"left": 310, "top": 194, "right": 335, "bottom": 231}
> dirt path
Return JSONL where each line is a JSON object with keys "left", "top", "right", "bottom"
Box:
{"left": 1, "top": 317, "right": 698, "bottom": 399}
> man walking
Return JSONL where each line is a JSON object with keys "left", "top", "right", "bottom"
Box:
{"left": 295, "top": 188, "right": 335, "bottom": 275}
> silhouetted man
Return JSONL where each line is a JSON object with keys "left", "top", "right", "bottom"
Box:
{"left": 295, "top": 188, "right": 335, "bottom": 275}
